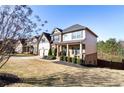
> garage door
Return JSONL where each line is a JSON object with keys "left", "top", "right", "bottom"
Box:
{"left": 44, "top": 49, "right": 48, "bottom": 56}
{"left": 40, "top": 49, "right": 48, "bottom": 57}
{"left": 40, "top": 49, "right": 44, "bottom": 57}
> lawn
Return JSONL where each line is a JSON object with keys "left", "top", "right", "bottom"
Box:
{"left": 11, "top": 53, "right": 37, "bottom": 57}
{"left": 1, "top": 56, "right": 124, "bottom": 87}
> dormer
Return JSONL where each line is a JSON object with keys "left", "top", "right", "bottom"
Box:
{"left": 51, "top": 28, "right": 63, "bottom": 43}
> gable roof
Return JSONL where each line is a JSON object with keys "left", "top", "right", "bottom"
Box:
{"left": 63, "top": 24, "right": 98, "bottom": 37}
{"left": 51, "top": 28, "right": 63, "bottom": 34}
{"left": 19, "top": 39, "right": 27, "bottom": 45}
{"left": 30, "top": 35, "right": 40, "bottom": 41}
{"left": 63, "top": 24, "right": 86, "bottom": 33}
{"left": 40, "top": 32, "right": 51, "bottom": 42}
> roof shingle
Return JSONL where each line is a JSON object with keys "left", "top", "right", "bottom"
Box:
{"left": 63, "top": 24, "right": 86, "bottom": 33}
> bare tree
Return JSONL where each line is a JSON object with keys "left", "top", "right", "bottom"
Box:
{"left": 0, "top": 5, "right": 47, "bottom": 68}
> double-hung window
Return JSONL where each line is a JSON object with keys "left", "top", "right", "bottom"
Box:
{"left": 72, "top": 47, "right": 80, "bottom": 55}
{"left": 72, "top": 31, "right": 83, "bottom": 39}
{"left": 53, "top": 35, "right": 59, "bottom": 42}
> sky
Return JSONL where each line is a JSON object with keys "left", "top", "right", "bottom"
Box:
{"left": 31, "top": 5, "right": 124, "bottom": 41}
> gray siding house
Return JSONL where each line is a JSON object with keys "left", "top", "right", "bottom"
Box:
{"left": 39, "top": 24, "right": 98, "bottom": 65}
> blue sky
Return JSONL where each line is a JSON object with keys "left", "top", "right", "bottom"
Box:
{"left": 31, "top": 5, "right": 124, "bottom": 41}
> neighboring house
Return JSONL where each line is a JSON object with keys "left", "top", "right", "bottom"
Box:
{"left": 15, "top": 39, "right": 27, "bottom": 53}
{"left": 27, "top": 36, "right": 40, "bottom": 55}
{"left": 15, "top": 36, "right": 40, "bottom": 54}
{"left": 39, "top": 24, "right": 98, "bottom": 65}
{"left": 39, "top": 32, "right": 51, "bottom": 57}
{"left": 119, "top": 41, "right": 124, "bottom": 48}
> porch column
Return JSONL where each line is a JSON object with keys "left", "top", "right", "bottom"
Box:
{"left": 60, "top": 45, "right": 62, "bottom": 52}
{"left": 80, "top": 43, "right": 83, "bottom": 59}
{"left": 66, "top": 44, "right": 69, "bottom": 56}
{"left": 57, "top": 45, "right": 59, "bottom": 57}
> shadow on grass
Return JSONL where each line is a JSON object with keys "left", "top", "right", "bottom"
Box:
{"left": 0, "top": 72, "right": 83, "bottom": 87}
{"left": 53, "top": 61, "right": 96, "bottom": 69}
{"left": 21, "top": 72, "right": 82, "bottom": 87}
{"left": 0, "top": 71, "right": 121, "bottom": 87}
{"left": 0, "top": 73, "right": 21, "bottom": 87}
{"left": 17, "top": 72, "right": 120, "bottom": 87}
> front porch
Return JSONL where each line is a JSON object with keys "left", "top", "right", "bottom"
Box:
{"left": 52, "top": 41, "right": 97, "bottom": 65}
{"left": 52, "top": 40, "right": 85, "bottom": 60}
{"left": 56, "top": 44, "right": 85, "bottom": 59}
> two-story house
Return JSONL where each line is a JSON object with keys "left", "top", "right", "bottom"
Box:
{"left": 39, "top": 24, "right": 98, "bottom": 65}
{"left": 27, "top": 36, "right": 40, "bottom": 55}
{"left": 15, "top": 36, "right": 40, "bottom": 54}
{"left": 39, "top": 32, "right": 51, "bottom": 57}
{"left": 15, "top": 39, "right": 27, "bottom": 53}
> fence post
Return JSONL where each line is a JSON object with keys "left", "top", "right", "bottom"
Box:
{"left": 110, "top": 60, "right": 112, "bottom": 69}
{"left": 122, "top": 59, "right": 124, "bottom": 70}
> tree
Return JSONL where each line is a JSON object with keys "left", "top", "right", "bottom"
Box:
{"left": 48, "top": 48, "right": 52, "bottom": 56}
{"left": 97, "top": 40, "right": 105, "bottom": 51}
{"left": 0, "top": 5, "right": 47, "bottom": 68}
{"left": 97, "top": 38, "right": 122, "bottom": 56}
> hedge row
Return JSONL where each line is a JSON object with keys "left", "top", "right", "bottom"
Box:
{"left": 60, "top": 56, "right": 84, "bottom": 65}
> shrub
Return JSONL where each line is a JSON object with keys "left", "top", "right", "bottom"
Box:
{"left": 47, "top": 55, "right": 56, "bottom": 60}
{"left": 48, "top": 48, "right": 52, "bottom": 56}
{"left": 72, "top": 56, "right": 77, "bottom": 64}
{"left": 60, "top": 56, "right": 64, "bottom": 61}
{"left": 63, "top": 56, "right": 67, "bottom": 62}
{"left": 60, "top": 51, "right": 66, "bottom": 56}
{"left": 77, "top": 57, "right": 81, "bottom": 65}
{"left": 42, "top": 56, "right": 47, "bottom": 59}
{"left": 67, "top": 57, "right": 72, "bottom": 62}
{"left": 43, "top": 55, "right": 56, "bottom": 60}
{"left": 70, "top": 57, "right": 72, "bottom": 63}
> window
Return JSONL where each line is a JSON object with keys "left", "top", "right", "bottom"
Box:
{"left": 72, "top": 31, "right": 83, "bottom": 39}
{"left": 72, "top": 47, "right": 79, "bottom": 55}
{"left": 53, "top": 35, "right": 59, "bottom": 42}
{"left": 63, "top": 34, "right": 67, "bottom": 39}
{"left": 75, "top": 48, "right": 80, "bottom": 55}
{"left": 41, "top": 38, "right": 45, "bottom": 43}
{"left": 41, "top": 38, "right": 48, "bottom": 43}
{"left": 63, "top": 33, "right": 71, "bottom": 41}
{"left": 82, "top": 44, "right": 85, "bottom": 49}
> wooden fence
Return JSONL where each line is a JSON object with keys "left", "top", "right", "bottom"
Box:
{"left": 97, "top": 59, "right": 124, "bottom": 70}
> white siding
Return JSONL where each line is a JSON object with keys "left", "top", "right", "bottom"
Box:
{"left": 15, "top": 41, "right": 23, "bottom": 53}
{"left": 39, "top": 35, "right": 50, "bottom": 57}
{"left": 31, "top": 38, "right": 38, "bottom": 54}
{"left": 85, "top": 29, "right": 97, "bottom": 55}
